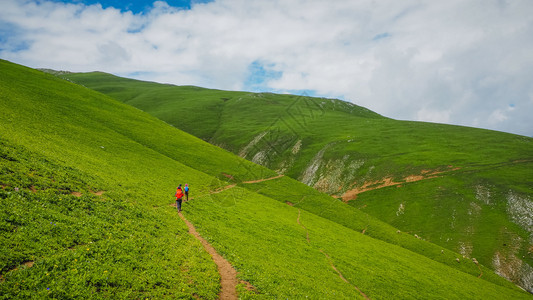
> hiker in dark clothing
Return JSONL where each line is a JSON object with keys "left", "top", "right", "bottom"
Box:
{"left": 184, "top": 183, "right": 189, "bottom": 201}
{"left": 175, "top": 185, "right": 184, "bottom": 212}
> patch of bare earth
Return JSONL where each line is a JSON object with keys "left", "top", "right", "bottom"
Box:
{"left": 242, "top": 174, "right": 284, "bottom": 184}
{"left": 71, "top": 191, "right": 82, "bottom": 197}
{"left": 342, "top": 177, "right": 399, "bottom": 202}
{"left": 1, "top": 261, "right": 35, "bottom": 282}
{"left": 90, "top": 190, "right": 105, "bottom": 196}
{"left": 342, "top": 166, "right": 459, "bottom": 202}
{"left": 222, "top": 173, "right": 235, "bottom": 180}
{"left": 210, "top": 184, "right": 236, "bottom": 195}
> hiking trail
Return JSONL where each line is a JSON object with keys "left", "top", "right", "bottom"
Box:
{"left": 176, "top": 175, "right": 283, "bottom": 299}
{"left": 241, "top": 174, "right": 284, "bottom": 184}
{"left": 178, "top": 212, "right": 238, "bottom": 300}
{"left": 195, "top": 174, "right": 285, "bottom": 199}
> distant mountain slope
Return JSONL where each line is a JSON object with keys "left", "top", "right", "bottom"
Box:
{"left": 59, "top": 70, "right": 533, "bottom": 292}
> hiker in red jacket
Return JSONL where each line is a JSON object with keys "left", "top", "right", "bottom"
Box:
{"left": 175, "top": 184, "right": 184, "bottom": 212}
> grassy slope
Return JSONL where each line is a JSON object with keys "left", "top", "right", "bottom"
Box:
{"left": 61, "top": 71, "right": 533, "bottom": 291}
{"left": 56, "top": 71, "right": 521, "bottom": 286}
{"left": 1, "top": 63, "right": 225, "bottom": 298}
{"left": 5, "top": 61, "right": 530, "bottom": 299}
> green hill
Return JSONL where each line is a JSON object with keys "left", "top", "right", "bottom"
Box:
{"left": 1, "top": 59, "right": 531, "bottom": 298}
{"left": 58, "top": 70, "right": 533, "bottom": 293}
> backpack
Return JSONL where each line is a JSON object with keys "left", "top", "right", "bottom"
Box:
{"left": 184, "top": 186, "right": 189, "bottom": 192}
{"left": 175, "top": 189, "right": 184, "bottom": 199}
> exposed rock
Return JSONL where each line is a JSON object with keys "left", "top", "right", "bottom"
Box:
{"left": 396, "top": 203, "right": 405, "bottom": 216}
{"left": 239, "top": 131, "right": 267, "bottom": 158}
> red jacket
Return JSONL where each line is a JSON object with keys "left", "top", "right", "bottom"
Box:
{"left": 175, "top": 188, "right": 184, "bottom": 199}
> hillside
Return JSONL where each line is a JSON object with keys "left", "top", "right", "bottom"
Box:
{"left": 58, "top": 70, "right": 533, "bottom": 293}
{"left": 1, "top": 60, "right": 531, "bottom": 298}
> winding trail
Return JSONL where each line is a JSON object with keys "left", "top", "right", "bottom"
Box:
{"left": 477, "top": 264, "right": 483, "bottom": 278}
{"left": 174, "top": 174, "right": 285, "bottom": 298}
{"left": 193, "top": 174, "right": 284, "bottom": 199}
{"left": 210, "top": 184, "right": 237, "bottom": 195}
{"left": 242, "top": 174, "right": 284, "bottom": 184}
{"left": 296, "top": 209, "right": 370, "bottom": 299}
{"left": 178, "top": 212, "right": 238, "bottom": 300}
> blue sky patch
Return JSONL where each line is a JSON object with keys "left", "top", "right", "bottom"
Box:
{"left": 373, "top": 32, "right": 391, "bottom": 41}
{"left": 0, "top": 21, "right": 30, "bottom": 52}
{"left": 244, "top": 61, "right": 282, "bottom": 92}
{"left": 49, "top": 0, "right": 212, "bottom": 13}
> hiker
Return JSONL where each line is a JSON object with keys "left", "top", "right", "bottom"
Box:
{"left": 175, "top": 184, "right": 184, "bottom": 212}
{"left": 184, "top": 183, "right": 189, "bottom": 201}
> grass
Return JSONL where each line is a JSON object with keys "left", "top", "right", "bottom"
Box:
{"left": 1, "top": 59, "right": 531, "bottom": 298}
{"left": 59, "top": 69, "right": 533, "bottom": 292}
{"left": 0, "top": 139, "right": 220, "bottom": 299}
{"left": 185, "top": 186, "right": 529, "bottom": 299}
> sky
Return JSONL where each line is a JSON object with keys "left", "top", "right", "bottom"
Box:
{"left": 1, "top": 0, "right": 532, "bottom": 137}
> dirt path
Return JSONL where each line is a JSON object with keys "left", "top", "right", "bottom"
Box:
{"left": 178, "top": 212, "right": 238, "bottom": 300}
{"left": 170, "top": 173, "right": 284, "bottom": 298}
{"left": 242, "top": 174, "right": 284, "bottom": 184}
{"left": 341, "top": 167, "right": 460, "bottom": 202}
{"left": 199, "top": 174, "right": 283, "bottom": 198}
{"left": 210, "top": 184, "right": 237, "bottom": 195}
{"left": 296, "top": 209, "right": 370, "bottom": 299}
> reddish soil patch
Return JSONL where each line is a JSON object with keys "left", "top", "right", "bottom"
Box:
{"left": 240, "top": 280, "right": 258, "bottom": 293}
{"left": 342, "top": 166, "right": 459, "bottom": 202}
{"left": 90, "top": 190, "right": 105, "bottom": 196}
{"left": 71, "top": 191, "right": 82, "bottom": 197}
{"left": 1, "top": 184, "right": 6, "bottom": 190}
{"left": 242, "top": 174, "right": 284, "bottom": 184}
{"left": 30, "top": 186, "right": 37, "bottom": 193}
{"left": 211, "top": 184, "right": 236, "bottom": 194}
{"left": 2, "top": 261, "right": 35, "bottom": 282}
{"left": 178, "top": 213, "right": 238, "bottom": 300}
{"left": 286, "top": 201, "right": 294, "bottom": 206}
{"left": 222, "top": 173, "right": 235, "bottom": 180}
{"left": 342, "top": 177, "right": 399, "bottom": 202}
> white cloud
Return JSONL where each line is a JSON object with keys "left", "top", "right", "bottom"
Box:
{"left": 1, "top": 0, "right": 532, "bottom": 136}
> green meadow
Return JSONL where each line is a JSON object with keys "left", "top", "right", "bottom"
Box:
{"left": 1, "top": 59, "right": 531, "bottom": 298}
{"left": 61, "top": 70, "right": 533, "bottom": 292}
